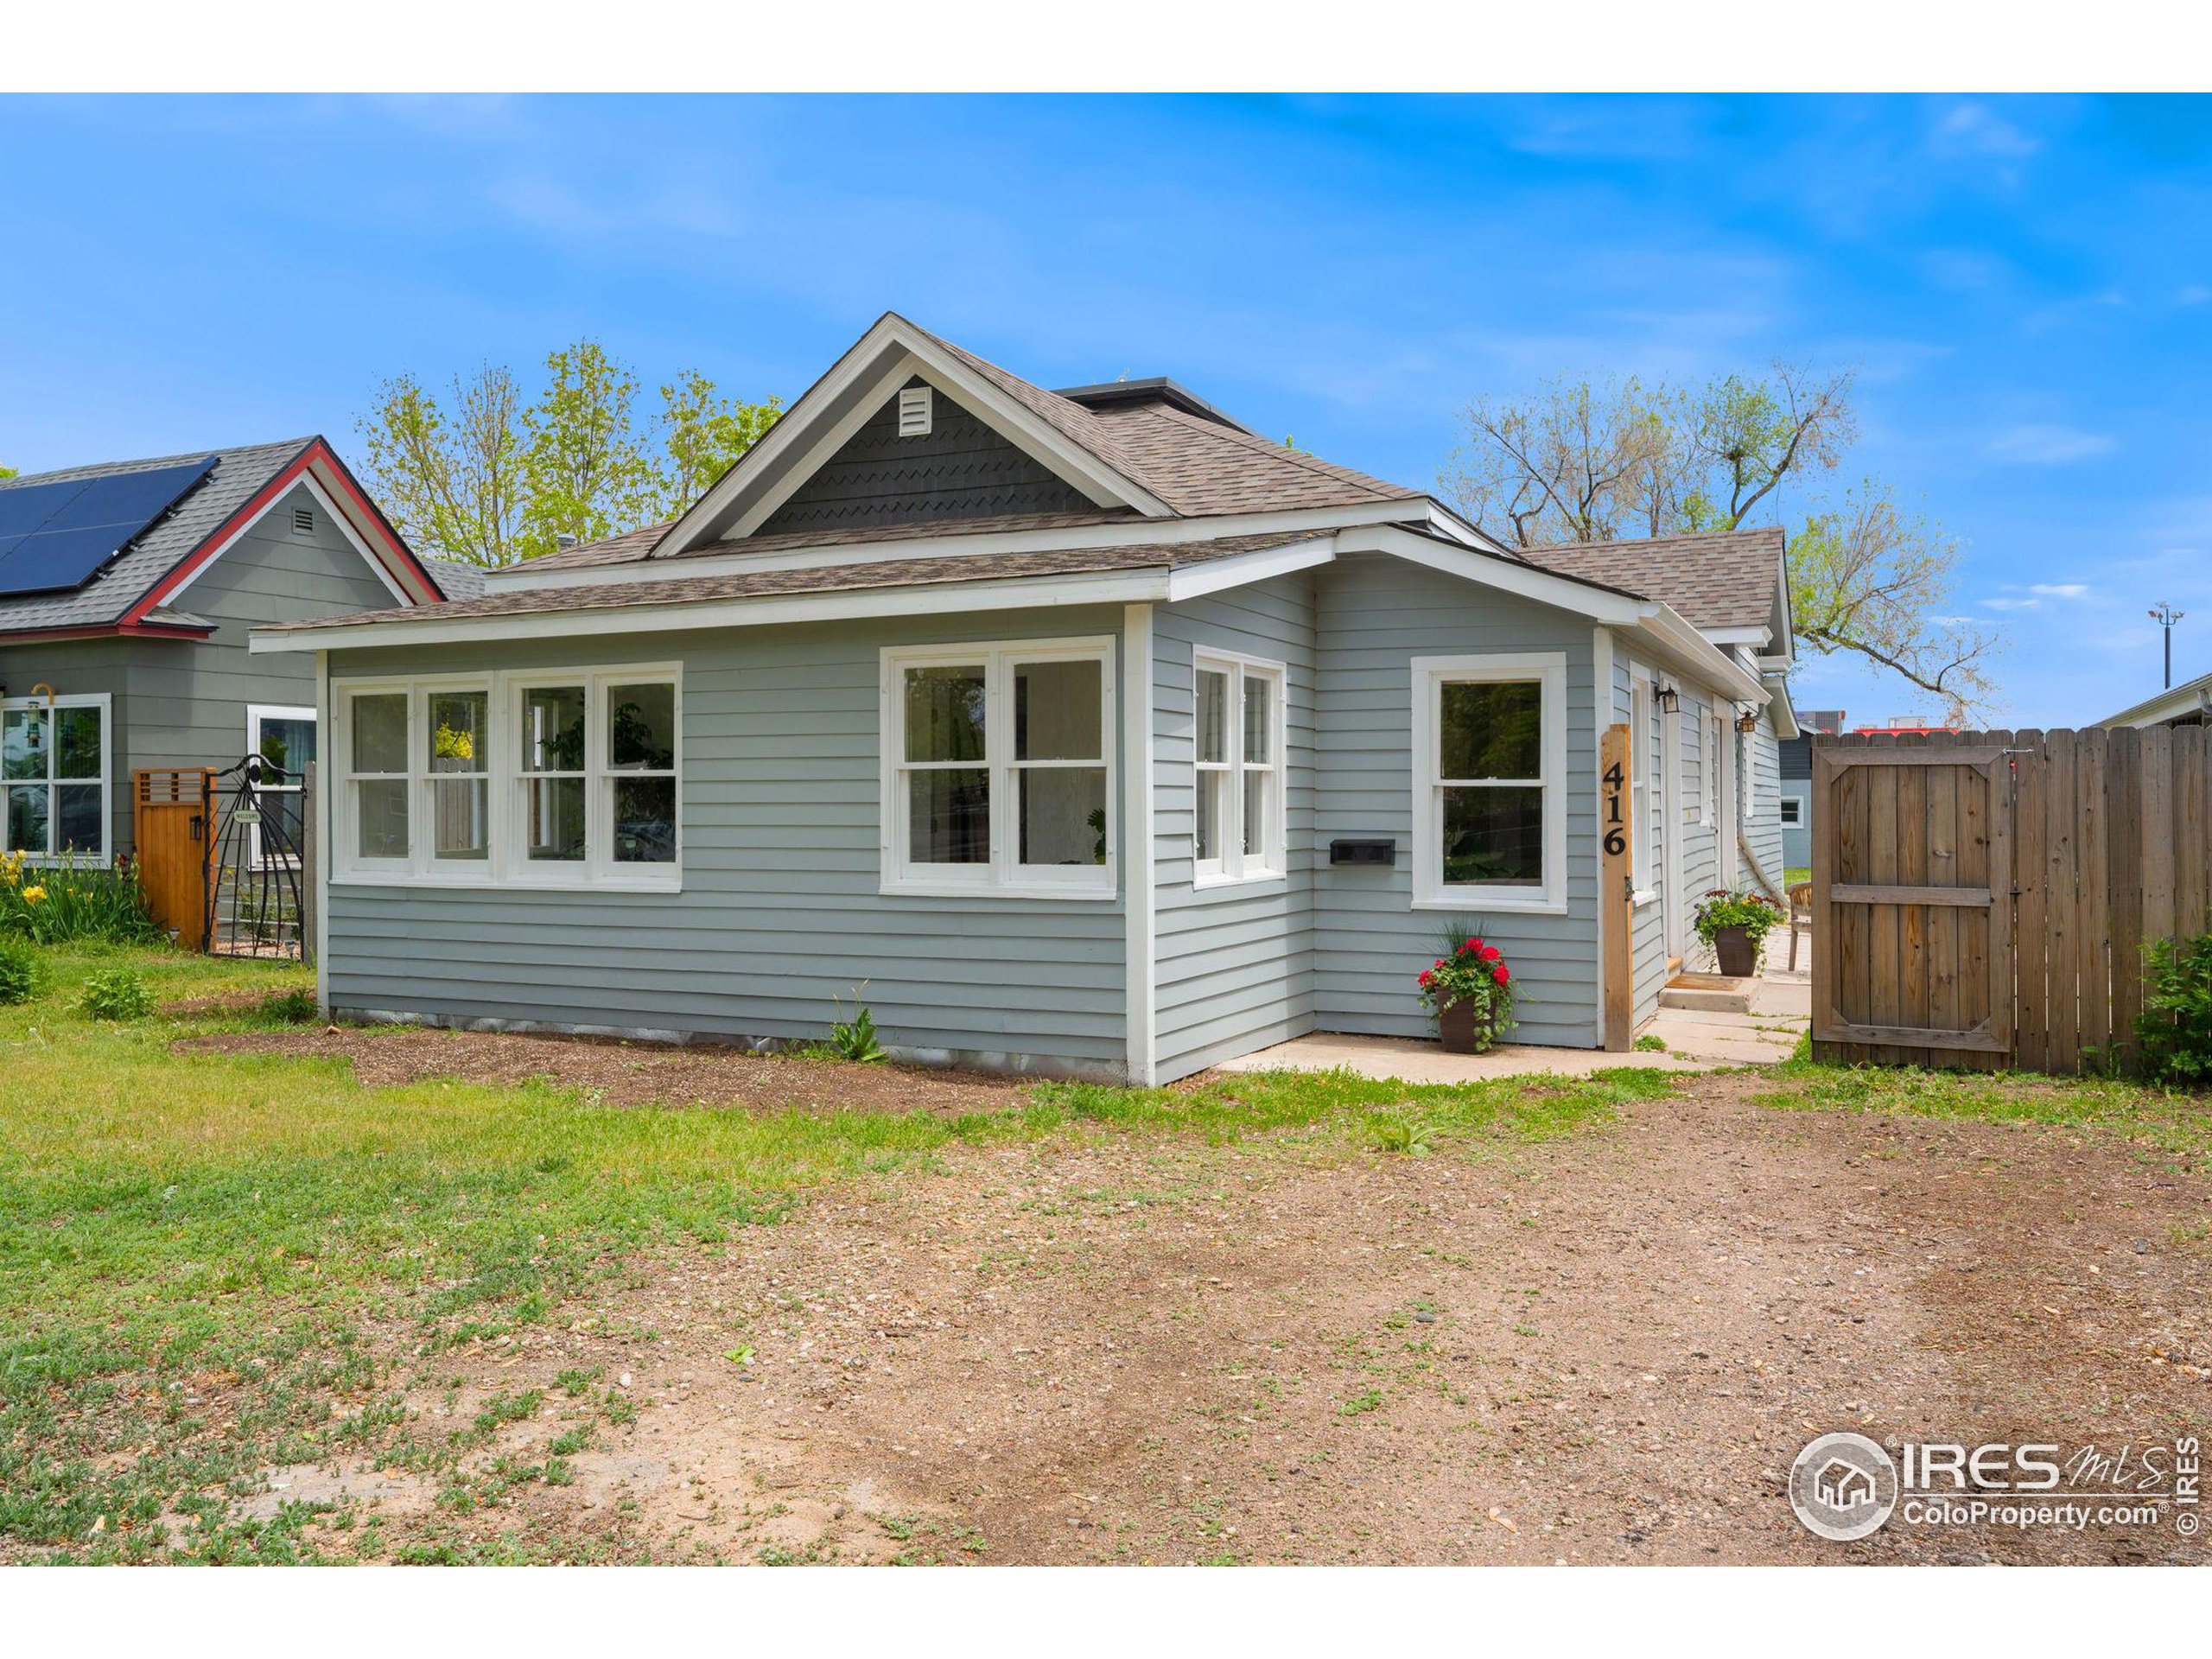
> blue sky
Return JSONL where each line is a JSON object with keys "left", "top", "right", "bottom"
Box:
{"left": 3, "top": 92, "right": 2208, "bottom": 724}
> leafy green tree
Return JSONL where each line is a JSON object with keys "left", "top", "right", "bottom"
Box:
{"left": 649, "top": 373, "right": 783, "bottom": 524}
{"left": 1443, "top": 364, "right": 1997, "bottom": 717}
{"left": 516, "top": 342, "right": 658, "bottom": 560}
{"left": 356, "top": 365, "right": 525, "bottom": 567}
{"left": 357, "top": 343, "right": 781, "bottom": 568}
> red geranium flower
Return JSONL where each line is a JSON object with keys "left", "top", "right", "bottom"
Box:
{"left": 1492, "top": 964, "right": 1510, "bottom": 984}
{"left": 1479, "top": 944, "right": 1502, "bottom": 963}
{"left": 1459, "top": 938, "right": 1482, "bottom": 955}
{"left": 1417, "top": 969, "right": 1433, "bottom": 987}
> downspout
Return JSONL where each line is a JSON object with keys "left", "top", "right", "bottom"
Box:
{"left": 1737, "top": 826, "right": 1787, "bottom": 904}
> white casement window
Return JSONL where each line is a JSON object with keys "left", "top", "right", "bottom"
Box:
{"left": 1410, "top": 652, "right": 1567, "bottom": 913}
{"left": 2, "top": 692, "right": 110, "bottom": 863}
{"left": 1192, "top": 651, "right": 1286, "bottom": 887}
{"left": 246, "top": 703, "right": 317, "bottom": 867}
{"left": 334, "top": 666, "right": 680, "bottom": 889}
{"left": 881, "top": 637, "right": 1115, "bottom": 899}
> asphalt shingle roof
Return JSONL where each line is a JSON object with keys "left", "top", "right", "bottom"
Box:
{"left": 273, "top": 532, "right": 1322, "bottom": 634}
{"left": 1517, "top": 525, "right": 1785, "bottom": 632}
{"left": 0, "top": 439, "right": 313, "bottom": 633}
{"left": 514, "top": 318, "right": 1424, "bottom": 577}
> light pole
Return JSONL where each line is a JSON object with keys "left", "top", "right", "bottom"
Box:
{"left": 2151, "top": 602, "right": 2185, "bottom": 690}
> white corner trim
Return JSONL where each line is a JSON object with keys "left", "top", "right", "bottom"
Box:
{"left": 313, "top": 649, "right": 331, "bottom": 1014}
{"left": 1408, "top": 651, "right": 1569, "bottom": 915}
{"left": 1591, "top": 624, "right": 1616, "bottom": 1048}
{"left": 1164, "top": 537, "right": 1335, "bottom": 601}
{"left": 1123, "top": 603, "right": 1157, "bottom": 1086}
{"left": 164, "top": 472, "right": 412, "bottom": 612}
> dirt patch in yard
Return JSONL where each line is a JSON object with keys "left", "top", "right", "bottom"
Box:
{"left": 178, "top": 1026, "right": 1035, "bottom": 1117}
{"left": 317, "top": 1069, "right": 2209, "bottom": 1565}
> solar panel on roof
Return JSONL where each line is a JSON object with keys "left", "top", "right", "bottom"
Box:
{"left": 0, "top": 454, "right": 217, "bottom": 600}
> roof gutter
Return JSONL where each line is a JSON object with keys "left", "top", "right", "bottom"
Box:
{"left": 1631, "top": 604, "right": 1769, "bottom": 706}
{"left": 250, "top": 567, "right": 1178, "bottom": 655}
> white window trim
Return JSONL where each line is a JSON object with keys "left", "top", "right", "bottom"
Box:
{"left": 1629, "top": 671, "right": 1656, "bottom": 906}
{"left": 2, "top": 691, "right": 111, "bottom": 865}
{"left": 331, "top": 664, "right": 683, "bottom": 892}
{"left": 245, "top": 702, "right": 316, "bottom": 870}
{"left": 879, "top": 636, "right": 1117, "bottom": 901}
{"left": 1192, "top": 648, "right": 1287, "bottom": 890}
{"left": 1700, "top": 707, "right": 1722, "bottom": 828}
{"left": 1409, "top": 652, "right": 1567, "bottom": 915}
{"left": 1781, "top": 795, "right": 1803, "bottom": 825}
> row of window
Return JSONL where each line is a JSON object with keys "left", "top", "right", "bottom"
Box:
{"left": 19, "top": 646, "right": 1712, "bottom": 919}
{"left": 338, "top": 670, "right": 680, "bottom": 887}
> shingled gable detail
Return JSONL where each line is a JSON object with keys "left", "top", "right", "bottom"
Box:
{"left": 755, "top": 376, "right": 1094, "bottom": 535}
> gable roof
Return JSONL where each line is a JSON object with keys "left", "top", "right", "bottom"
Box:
{"left": 638, "top": 313, "right": 1427, "bottom": 565}
{"left": 1516, "top": 525, "right": 1786, "bottom": 634}
{"left": 0, "top": 436, "right": 444, "bottom": 639}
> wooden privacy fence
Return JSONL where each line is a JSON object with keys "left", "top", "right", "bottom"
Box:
{"left": 1812, "top": 726, "right": 2212, "bottom": 1074}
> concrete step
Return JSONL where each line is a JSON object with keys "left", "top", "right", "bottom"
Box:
{"left": 1658, "top": 972, "right": 1757, "bottom": 1015}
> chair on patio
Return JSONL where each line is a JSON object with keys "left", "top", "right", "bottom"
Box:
{"left": 1786, "top": 880, "right": 1814, "bottom": 973}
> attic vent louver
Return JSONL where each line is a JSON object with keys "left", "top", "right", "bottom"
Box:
{"left": 897, "top": 385, "right": 933, "bottom": 438}
{"left": 291, "top": 506, "right": 315, "bottom": 536}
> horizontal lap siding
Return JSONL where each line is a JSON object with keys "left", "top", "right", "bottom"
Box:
{"left": 1314, "top": 559, "right": 1599, "bottom": 1047}
{"left": 126, "top": 488, "right": 393, "bottom": 784}
{"left": 1743, "top": 713, "right": 1785, "bottom": 892}
{"left": 1678, "top": 685, "right": 1721, "bottom": 972}
{"left": 1152, "top": 577, "right": 1317, "bottom": 1079}
{"left": 324, "top": 607, "right": 1129, "bottom": 1077}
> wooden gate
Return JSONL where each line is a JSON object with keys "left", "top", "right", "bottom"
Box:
{"left": 133, "top": 768, "right": 216, "bottom": 950}
{"left": 1811, "top": 737, "right": 2012, "bottom": 1063}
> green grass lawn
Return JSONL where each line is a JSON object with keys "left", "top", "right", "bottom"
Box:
{"left": 0, "top": 941, "right": 1675, "bottom": 1563}
{"left": 1756, "top": 1043, "right": 2212, "bottom": 1165}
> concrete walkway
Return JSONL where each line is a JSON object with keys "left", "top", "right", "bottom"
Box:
{"left": 1217, "top": 940, "right": 1811, "bottom": 1084}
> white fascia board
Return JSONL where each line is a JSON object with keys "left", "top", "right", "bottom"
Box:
{"left": 654, "top": 317, "right": 1173, "bottom": 557}
{"left": 250, "top": 569, "right": 1170, "bottom": 656}
{"left": 1338, "top": 523, "right": 1648, "bottom": 624}
{"left": 1763, "top": 671, "right": 1802, "bottom": 740}
{"left": 485, "top": 499, "right": 1420, "bottom": 592}
{"left": 1164, "top": 537, "right": 1335, "bottom": 601}
{"left": 2098, "top": 670, "right": 2212, "bottom": 728}
{"left": 1633, "top": 605, "right": 1769, "bottom": 706}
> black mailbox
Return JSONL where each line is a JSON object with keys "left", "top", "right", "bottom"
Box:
{"left": 1329, "top": 838, "right": 1396, "bottom": 867}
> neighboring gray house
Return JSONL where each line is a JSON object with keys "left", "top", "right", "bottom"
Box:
{"left": 255, "top": 314, "right": 1794, "bottom": 1083}
{"left": 1777, "top": 709, "right": 1845, "bottom": 871}
{"left": 1, "top": 438, "right": 447, "bottom": 863}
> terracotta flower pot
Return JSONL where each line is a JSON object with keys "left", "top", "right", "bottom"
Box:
{"left": 1712, "top": 924, "right": 1758, "bottom": 978}
{"left": 1437, "top": 998, "right": 1497, "bottom": 1054}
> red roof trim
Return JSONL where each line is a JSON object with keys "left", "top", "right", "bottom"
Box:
{"left": 0, "top": 619, "right": 216, "bottom": 646}
{"left": 123, "top": 438, "right": 442, "bottom": 626}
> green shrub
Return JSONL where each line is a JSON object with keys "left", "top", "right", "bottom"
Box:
{"left": 1, "top": 854, "right": 164, "bottom": 945}
{"left": 261, "top": 987, "right": 320, "bottom": 1024}
{"left": 2138, "top": 932, "right": 2212, "bottom": 1086}
{"left": 828, "top": 985, "right": 887, "bottom": 1064}
{"left": 79, "top": 967, "right": 156, "bottom": 1020}
{"left": 0, "top": 936, "right": 38, "bottom": 1005}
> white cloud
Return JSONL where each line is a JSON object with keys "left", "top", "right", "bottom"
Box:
{"left": 1981, "top": 595, "right": 2041, "bottom": 612}
{"left": 1984, "top": 423, "right": 2117, "bottom": 466}
{"left": 1931, "top": 103, "right": 2040, "bottom": 160}
{"left": 2030, "top": 582, "right": 2091, "bottom": 599}
{"left": 2180, "top": 284, "right": 2212, "bottom": 307}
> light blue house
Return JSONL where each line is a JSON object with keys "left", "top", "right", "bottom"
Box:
{"left": 257, "top": 315, "right": 1795, "bottom": 1083}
